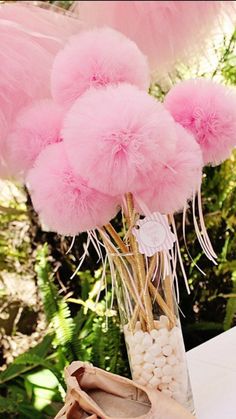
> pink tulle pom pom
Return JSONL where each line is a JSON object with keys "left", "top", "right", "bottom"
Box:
{"left": 51, "top": 27, "right": 150, "bottom": 107}
{"left": 165, "top": 79, "right": 236, "bottom": 165}
{"left": 0, "top": 26, "right": 52, "bottom": 174}
{"left": 63, "top": 83, "right": 177, "bottom": 196}
{"left": 27, "top": 143, "right": 119, "bottom": 236}
{"left": 6, "top": 100, "right": 64, "bottom": 178}
{"left": 135, "top": 124, "right": 203, "bottom": 214}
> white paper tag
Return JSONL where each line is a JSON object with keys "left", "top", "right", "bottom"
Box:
{"left": 132, "top": 212, "right": 176, "bottom": 257}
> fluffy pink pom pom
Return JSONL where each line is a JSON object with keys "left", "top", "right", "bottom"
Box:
{"left": 135, "top": 124, "right": 203, "bottom": 214}
{"left": 51, "top": 27, "right": 150, "bottom": 107}
{"left": 63, "top": 83, "right": 177, "bottom": 196}
{"left": 0, "top": 26, "right": 52, "bottom": 176}
{"left": 6, "top": 100, "right": 64, "bottom": 178}
{"left": 165, "top": 79, "right": 236, "bottom": 165}
{"left": 27, "top": 143, "right": 119, "bottom": 236}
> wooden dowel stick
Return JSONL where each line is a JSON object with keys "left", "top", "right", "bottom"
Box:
{"left": 163, "top": 275, "right": 175, "bottom": 328}
{"left": 104, "top": 223, "right": 132, "bottom": 258}
{"left": 126, "top": 193, "right": 154, "bottom": 331}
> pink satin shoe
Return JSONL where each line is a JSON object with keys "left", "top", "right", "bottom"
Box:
{"left": 55, "top": 361, "right": 195, "bottom": 419}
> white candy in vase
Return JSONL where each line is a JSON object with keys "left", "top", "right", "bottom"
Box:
{"left": 162, "top": 344, "right": 172, "bottom": 356}
{"left": 142, "top": 333, "right": 153, "bottom": 348}
{"left": 124, "top": 315, "right": 189, "bottom": 406}
{"left": 155, "top": 356, "right": 166, "bottom": 368}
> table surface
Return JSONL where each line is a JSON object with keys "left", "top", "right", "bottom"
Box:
{"left": 187, "top": 326, "right": 236, "bottom": 418}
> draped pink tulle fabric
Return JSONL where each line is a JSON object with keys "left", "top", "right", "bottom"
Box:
{"left": 27, "top": 142, "right": 119, "bottom": 235}
{"left": 0, "top": 1, "right": 82, "bottom": 177}
{"left": 0, "top": 2, "right": 83, "bottom": 53}
{"left": 76, "top": 1, "right": 236, "bottom": 71}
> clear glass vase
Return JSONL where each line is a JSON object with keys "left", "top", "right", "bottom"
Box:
{"left": 109, "top": 231, "right": 195, "bottom": 414}
{"left": 101, "top": 193, "right": 195, "bottom": 414}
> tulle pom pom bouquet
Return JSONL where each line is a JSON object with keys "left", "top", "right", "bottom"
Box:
{"left": 3, "top": 26, "right": 236, "bottom": 411}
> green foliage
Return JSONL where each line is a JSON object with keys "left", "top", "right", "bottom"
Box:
{"left": 0, "top": 245, "right": 128, "bottom": 417}
{"left": 0, "top": 335, "right": 54, "bottom": 385}
{"left": 0, "top": 335, "right": 61, "bottom": 418}
{"left": 35, "top": 245, "right": 75, "bottom": 352}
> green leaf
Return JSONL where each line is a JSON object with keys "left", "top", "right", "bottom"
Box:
{"left": 0, "top": 335, "right": 54, "bottom": 384}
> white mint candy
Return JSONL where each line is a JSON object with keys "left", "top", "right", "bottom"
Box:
{"left": 155, "top": 356, "right": 166, "bottom": 368}
{"left": 167, "top": 355, "right": 177, "bottom": 366}
{"left": 173, "top": 365, "right": 182, "bottom": 376}
{"left": 150, "top": 329, "right": 159, "bottom": 339}
{"left": 149, "top": 343, "right": 162, "bottom": 357}
{"left": 162, "top": 345, "right": 172, "bottom": 356}
{"left": 154, "top": 367, "right": 162, "bottom": 378}
{"left": 161, "top": 375, "right": 172, "bottom": 384}
{"left": 133, "top": 354, "right": 143, "bottom": 365}
{"left": 143, "top": 352, "right": 155, "bottom": 364}
{"left": 159, "top": 327, "right": 169, "bottom": 337}
{"left": 162, "top": 365, "right": 173, "bottom": 376}
{"left": 134, "top": 344, "right": 144, "bottom": 355}
{"left": 142, "top": 333, "right": 153, "bottom": 348}
{"left": 169, "top": 334, "right": 178, "bottom": 348}
{"left": 133, "top": 331, "right": 144, "bottom": 344}
{"left": 149, "top": 376, "right": 161, "bottom": 387}
{"left": 141, "top": 371, "right": 153, "bottom": 382}
{"left": 158, "top": 335, "right": 169, "bottom": 347}
{"left": 143, "top": 363, "right": 154, "bottom": 372}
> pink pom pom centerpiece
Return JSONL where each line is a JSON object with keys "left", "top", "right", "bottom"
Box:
{"left": 27, "top": 142, "right": 119, "bottom": 236}
{"left": 63, "top": 83, "right": 177, "bottom": 196}
{"left": 135, "top": 123, "right": 203, "bottom": 214}
{"left": 51, "top": 27, "right": 150, "bottom": 107}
